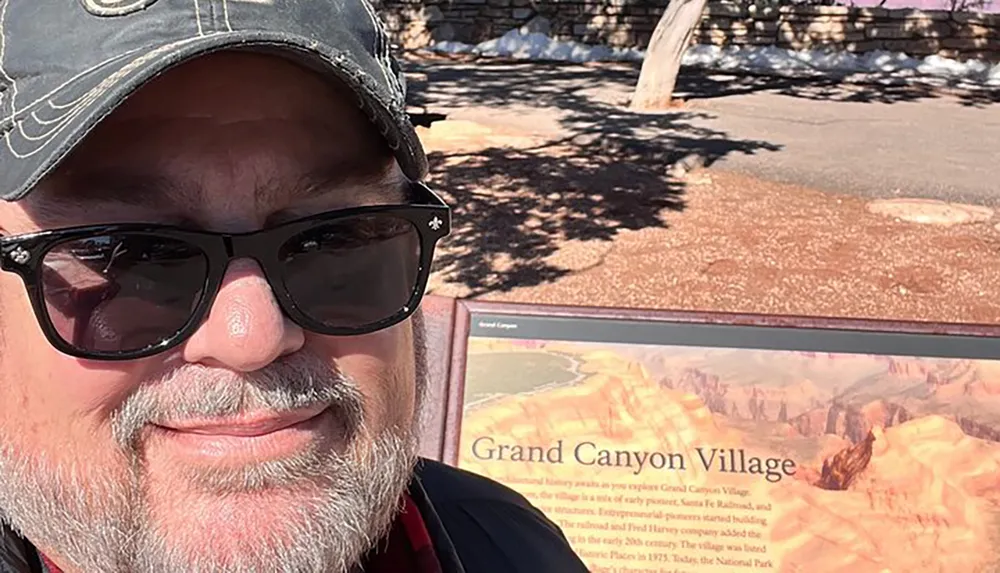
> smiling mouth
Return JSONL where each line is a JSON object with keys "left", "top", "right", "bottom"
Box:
{"left": 155, "top": 406, "right": 330, "bottom": 437}
{"left": 150, "top": 405, "right": 338, "bottom": 463}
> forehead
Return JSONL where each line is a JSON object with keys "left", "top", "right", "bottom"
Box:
{"left": 19, "top": 51, "right": 402, "bottom": 230}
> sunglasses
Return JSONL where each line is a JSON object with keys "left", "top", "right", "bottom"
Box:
{"left": 0, "top": 182, "right": 450, "bottom": 361}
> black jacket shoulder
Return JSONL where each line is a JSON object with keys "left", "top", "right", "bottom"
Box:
{"left": 413, "top": 459, "right": 590, "bottom": 573}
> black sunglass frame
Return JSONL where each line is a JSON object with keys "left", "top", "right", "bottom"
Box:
{"left": 0, "top": 182, "right": 451, "bottom": 361}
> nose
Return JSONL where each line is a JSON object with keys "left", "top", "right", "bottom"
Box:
{"left": 182, "top": 259, "right": 305, "bottom": 371}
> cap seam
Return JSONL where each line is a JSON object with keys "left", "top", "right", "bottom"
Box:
{"left": 5, "top": 32, "right": 424, "bottom": 199}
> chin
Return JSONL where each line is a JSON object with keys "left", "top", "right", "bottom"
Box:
{"left": 141, "top": 485, "right": 346, "bottom": 566}
{"left": 147, "top": 476, "right": 332, "bottom": 530}
{"left": 129, "top": 482, "right": 395, "bottom": 573}
{"left": 126, "top": 434, "right": 417, "bottom": 573}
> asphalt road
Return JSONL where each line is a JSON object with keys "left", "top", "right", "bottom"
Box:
{"left": 407, "top": 58, "right": 1000, "bottom": 207}
{"left": 683, "top": 87, "right": 1000, "bottom": 207}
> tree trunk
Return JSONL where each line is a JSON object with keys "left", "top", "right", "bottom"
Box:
{"left": 630, "top": 0, "right": 709, "bottom": 110}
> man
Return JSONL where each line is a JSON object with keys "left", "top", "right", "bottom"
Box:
{"left": 0, "top": 2, "right": 588, "bottom": 572}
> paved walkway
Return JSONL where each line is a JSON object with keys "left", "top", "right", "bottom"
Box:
{"left": 682, "top": 82, "right": 1000, "bottom": 206}
{"left": 405, "top": 56, "right": 1000, "bottom": 205}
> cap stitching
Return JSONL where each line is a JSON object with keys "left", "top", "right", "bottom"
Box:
{"left": 332, "top": 51, "right": 404, "bottom": 152}
{"left": 0, "top": 29, "right": 421, "bottom": 198}
{"left": 356, "top": 0, "right": 399, "bottom": 99}
{"left": 193, "top": 0, "right": 205, "bottom": 36}
{"left": 2, "top": 37, "right": 202, "bottom": 159}
{"left": 1, "top": 46, "right": 148, "bottom": 131}
{"left": 354, "top": 67, "right": 404, "bottom": 151}
{"left": 80, "top": 1, "right": 160, "bottom": 17}
{"left": 221, "top": 0, "right": 233, "bottom": 32}
{"left": 0, "top": 0, "right": 20, "bottom": 126}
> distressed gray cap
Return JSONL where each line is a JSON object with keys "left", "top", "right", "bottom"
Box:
{"left": 0, "top": 0, "right": 427, "bottom": 201}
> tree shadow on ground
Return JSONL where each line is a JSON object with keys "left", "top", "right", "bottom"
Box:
{"left": 406, "top": 53, "right": 999, "bottom": 111}
{"left": 404, "top": 58, "right": 782, "bottom": 296}
{"left": 676, "top": 68, "right": 1000, "bottom": 108}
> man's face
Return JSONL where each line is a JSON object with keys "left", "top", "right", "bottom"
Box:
{"left": 0, "top": 52, "right": 424, "bottom": 572}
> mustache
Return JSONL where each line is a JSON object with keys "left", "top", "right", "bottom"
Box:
{"left": 110, "top": 353, "right": 366, "bottom": 451}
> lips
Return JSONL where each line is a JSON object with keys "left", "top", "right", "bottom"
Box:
{"left": 155, "top": 406, "right": 328, "bottom": 438}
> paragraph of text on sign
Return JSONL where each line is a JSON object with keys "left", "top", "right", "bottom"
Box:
{"left": 508, "top": 477, "right": 776, "bottom": 573}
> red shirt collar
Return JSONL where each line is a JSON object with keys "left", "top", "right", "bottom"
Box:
{"left": 364, "top": 493, "right": 443, "bottom": 573}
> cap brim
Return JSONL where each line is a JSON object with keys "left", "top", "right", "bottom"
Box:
{"left": 0, "top": 30, "right": 427, "bottom": 201}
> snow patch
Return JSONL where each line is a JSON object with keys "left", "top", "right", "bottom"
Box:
{"left": 430, "top": 27, "right": 1000, "bottom": 87}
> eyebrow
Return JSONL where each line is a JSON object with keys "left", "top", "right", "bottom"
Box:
{"left": 34, "top": 157, "right": 406, "bottom": 225}
{"left": 52, "top": 171, "right": 184, "bottom": 209}
{"left": 277, "top": 160, "right": 408, "bottom": 206}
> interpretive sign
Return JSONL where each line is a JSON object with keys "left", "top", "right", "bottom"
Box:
{"left": 435, "top": 299, "right": 1000, "bottom": 573}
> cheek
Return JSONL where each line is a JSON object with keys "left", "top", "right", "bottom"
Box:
{"left": 0, "top": 276, "right": 150, "bottom": 452}
{"left": 310, "top": 320, "right": 416, "bottom": 433}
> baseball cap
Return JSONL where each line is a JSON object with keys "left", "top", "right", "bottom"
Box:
{"left": 0, "top": 0, "right": 428, "bottom": 202}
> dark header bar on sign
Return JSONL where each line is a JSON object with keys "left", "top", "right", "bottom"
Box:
{"left": 468, "top": 311, "right": 1000, "bottom": 360}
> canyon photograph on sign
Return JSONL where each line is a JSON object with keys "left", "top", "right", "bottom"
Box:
{"left": 453, "top": 327, "right": 1000, "bottom": 573}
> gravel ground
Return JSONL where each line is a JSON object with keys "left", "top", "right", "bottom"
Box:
{"left": 421, "top": 118, "right": 1000, "bottom": 324}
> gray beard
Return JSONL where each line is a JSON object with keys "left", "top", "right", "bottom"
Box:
{"left": 1, "top": 432, "right": 417, "bottom": 573}
{"left": 0, "top": 316, "right": 429, "bottom": 573}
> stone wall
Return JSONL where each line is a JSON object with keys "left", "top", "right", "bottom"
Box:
{"left": 374, "top": 0, "right": 1000, "bottom": 62}
{"left": 694, "top": 4, "right": 1000, "bottom": 61}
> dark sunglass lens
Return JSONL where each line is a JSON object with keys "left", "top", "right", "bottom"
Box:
{"left": 280, "top": 214, "right": 421, "bottom": 329}
{"left": 40, "top": 234, "right": 208, "bottom": 355}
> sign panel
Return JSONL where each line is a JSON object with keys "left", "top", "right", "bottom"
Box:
{"left": 443, "top": 302, "right": 1000, "bottom": 573}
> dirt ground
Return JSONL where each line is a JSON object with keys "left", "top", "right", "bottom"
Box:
{"left": 411, "top": 58, "right": 1000, "bottom": 326}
